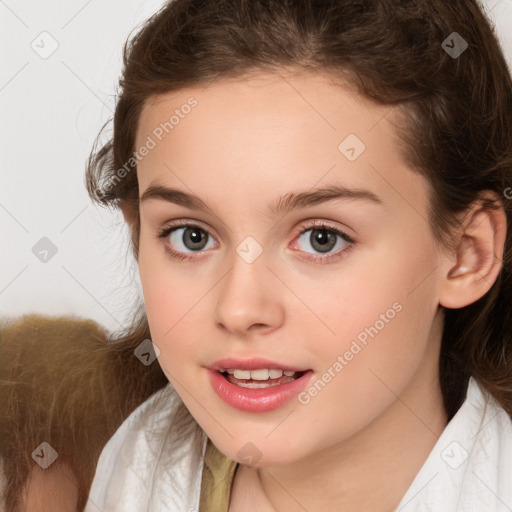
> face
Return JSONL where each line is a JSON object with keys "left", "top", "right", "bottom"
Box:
{"left": 134, "top": 70, "right": 449, "bottom": 467}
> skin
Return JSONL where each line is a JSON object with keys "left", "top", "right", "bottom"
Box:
{"left": 21, "top": 462, "right": 78, "bottom": 512}
{"left": 126, "top": 69, "right": 506, "bottom": 511}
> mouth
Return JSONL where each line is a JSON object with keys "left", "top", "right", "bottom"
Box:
{"left": 207, "top": 359, "right": 314, "bottom": 412}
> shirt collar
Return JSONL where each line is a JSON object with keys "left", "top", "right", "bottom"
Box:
{"left": 395, "top": 376, "right": 512, "bottom": 511}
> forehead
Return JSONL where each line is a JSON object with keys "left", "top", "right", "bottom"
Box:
{"left": 136, "top": 70, "right": 395, "bottom": 143}
{"left": 134, "top": 70, "right": 430, "bottom": 219}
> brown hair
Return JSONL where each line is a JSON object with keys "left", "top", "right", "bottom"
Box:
{"left": 86, "top": 0, "right": 512, "bottom": 433}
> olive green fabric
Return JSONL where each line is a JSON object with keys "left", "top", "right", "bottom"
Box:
{"left": 199, "top": 438, "right": 239, "bottom": 511}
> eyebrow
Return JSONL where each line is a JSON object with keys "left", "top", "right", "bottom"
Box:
{"left": 139, "top": 183, "right": 383, "bottom": 217}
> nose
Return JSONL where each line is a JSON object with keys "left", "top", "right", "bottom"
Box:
{"left": 213, "top": 248, "right": 285, "bottom": 337}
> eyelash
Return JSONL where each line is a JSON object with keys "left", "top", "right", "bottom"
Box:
{"left": 156, "top": 220, "right": 355, "bottom": 264}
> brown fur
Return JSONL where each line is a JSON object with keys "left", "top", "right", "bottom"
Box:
{"left": 0, "top": 313, "right": 168, "bottom": 511}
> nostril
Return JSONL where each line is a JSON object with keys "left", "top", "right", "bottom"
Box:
{"left": 249, "top": 323, "right": 270, "bottom": 332}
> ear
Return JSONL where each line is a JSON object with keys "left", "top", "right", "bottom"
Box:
{"left": 439, "top": 191, "right": 507, "bottom": 309}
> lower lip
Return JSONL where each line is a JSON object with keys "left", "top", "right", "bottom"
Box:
{"left": 208, "top": 369, "right": 314, "bottom": 412}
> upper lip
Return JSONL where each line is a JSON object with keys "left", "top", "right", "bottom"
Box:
{"left": 208, "top": 357, "right": 310, "bottom": 372}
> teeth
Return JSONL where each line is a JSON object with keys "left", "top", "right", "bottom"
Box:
{"left": 220, "top": 368, "right": 298, "bottom": 380}
{"left": 248, "top": 369, "right": 269, "bottom": 380}
{"left": 233, "top": 369, "right": 251, "bottom": 379}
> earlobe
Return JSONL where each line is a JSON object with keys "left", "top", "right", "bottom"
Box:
{"left": 439, "top": 193, "right": 507, "bottom": 309}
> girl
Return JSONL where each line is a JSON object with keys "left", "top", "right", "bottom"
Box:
{"left": 81, "top": 0, "right": 512, "bottom": 510}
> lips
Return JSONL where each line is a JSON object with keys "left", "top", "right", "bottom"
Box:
{"left": 206, "top": 357, "right": 314, "bottom": 412}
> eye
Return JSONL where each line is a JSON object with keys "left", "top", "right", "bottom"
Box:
{"left": 157, "top": 220, "right": 354, "bottom": 263}
{"left": 292, "top": 222, "right": 354, "bottom": 263}
{"left": 157, "top": 222, "right": 217, "bottom": 261}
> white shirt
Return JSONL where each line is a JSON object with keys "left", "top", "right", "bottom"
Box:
{"left": 84, "top": 376, "right": 512, "bottom": 511}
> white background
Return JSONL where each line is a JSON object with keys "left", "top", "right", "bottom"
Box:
{"left": 1, "top": 0, "right": 511, "bottom": 334}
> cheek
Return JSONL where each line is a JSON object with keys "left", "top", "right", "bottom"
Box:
{"left": 138, "top": 231, "right": 206, "bottom": 322}
{"left": 137, "top": 238, "right": 205, "bottom": 369}
{"left": 297, "top": 234, "right": 440, "bottom": 427}
{"left": 297, "top": 228, "right": 438, "bottom": 365}
{"left": 287, "top": 227, "right": 438, "bottom": 356}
